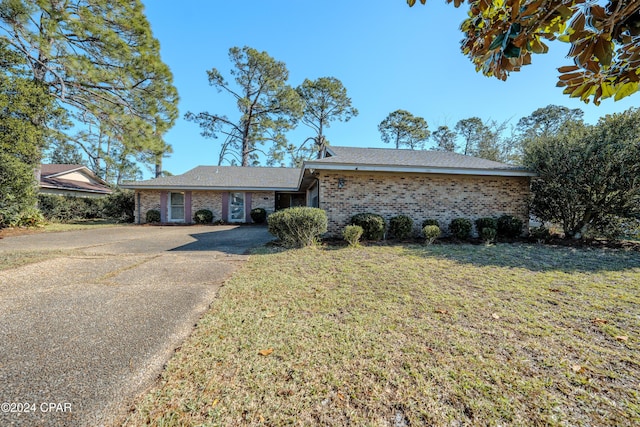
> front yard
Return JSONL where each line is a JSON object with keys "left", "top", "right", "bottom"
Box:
{"left": 124, "top": 243, "right": 640, "bottom": 426}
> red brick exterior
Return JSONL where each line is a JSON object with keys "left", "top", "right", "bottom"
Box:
{"left": 317, "top": 171, "right": 530, "bottom": 236}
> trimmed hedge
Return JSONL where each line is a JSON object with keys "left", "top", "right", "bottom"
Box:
{"left": 343, "top": 225, "right": 363, "bottom": 247}
{"left": 193, "top": 209, "right": 214, "bottom": 224}
{"left": 422, "top": 219, "right": 440, "bottom": 228}
{"left": 423, "top": 225, "right": 440, "bottom": 245}
{"left": 37, "top": 190, "right": 134, "bottom": 223}
{"left": 475, "top": 217, "right": 498, "bottom": 234}
{"left": 267, "top": 207, "right": 327, "bottom": 247}
{"left": 146, "top": 209, "right": 161, "bottom": 223}
{"left": 350, "top": 213, "right": 386, "bottom": 241}
{"left": 250, "top": 207, "right": 267, "bottom": 224}
{"left": 449, "top": 218, "right": 472, "bottom": 240}
{"left": 389, "top": 215, "right": 413, "bottom": 239}
{"left": 497, "top": 214, "right": 523, "bottom": 238}
{"left": 481, "top": 227, "right": 497, "bottom": 243}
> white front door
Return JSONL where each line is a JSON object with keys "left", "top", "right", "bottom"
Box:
{"left": 229, "top": 192, "right": 245, "bottom": 223}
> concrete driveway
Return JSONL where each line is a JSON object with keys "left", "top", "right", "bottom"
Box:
{"left": 0, "top": 225, "right": 273, "bottom": 427}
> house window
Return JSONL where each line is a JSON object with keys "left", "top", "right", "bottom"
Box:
{"left": 169, "top": 192, "right": 185, "bottom": 222}
{"left": 229, "top": 192, "right": 245, "bottom": 222}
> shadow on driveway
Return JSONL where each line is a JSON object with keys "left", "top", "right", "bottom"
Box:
{"left": 169, "top": 226, "right": 274, "bottom": 254}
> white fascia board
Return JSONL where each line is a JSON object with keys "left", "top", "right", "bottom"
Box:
{"left": 120, "top": 184, "right": 300, "bottom": 191}
{"left": 303, "top": 162, "right": 537, "bottom": 177}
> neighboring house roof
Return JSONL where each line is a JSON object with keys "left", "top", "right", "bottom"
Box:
{"left": 40, "top": 164, "right": 112, "bottom": 195}
{"left": 121, "top": 166, "right": 302, "bottom": 191}
{"left": 305, "top": 146, "right": 536, "bottom": 177}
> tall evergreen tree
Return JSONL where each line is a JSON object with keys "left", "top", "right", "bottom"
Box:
{"left": 186, "top": 46, "right": 303, "bottom": 167}
{"left": 430, "top": 125, "right": 457, "bottom": 152}
{"left": 0, "top": 0, "right": 178, "bottom": 172}
{"left": 378, "top": 110, "right": 430, "bottom": 150}
{"left": 293, "top": 77, "right": 358, "bottom": 163}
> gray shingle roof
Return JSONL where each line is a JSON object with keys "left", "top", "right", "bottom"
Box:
{"left": 122, "top": 166, "right": 301, "bottom": 190}
{"left": 305, "top": 146, "right": 535, "bottom": 176}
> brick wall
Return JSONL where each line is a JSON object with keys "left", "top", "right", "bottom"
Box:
{"left": 317, "top": 171, "right": 530, "bottom": 236}
{"left": 135, "top": 190, "right": 276, "bottom": 224}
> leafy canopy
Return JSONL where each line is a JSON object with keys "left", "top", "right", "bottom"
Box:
{"left": 185, "top": 46, "right": 303, "bottom": 167}
{"left": 524, "top": 107, "right": 640, "bottom": 238}
{"left": 294, "top": 77, "right": 358, "bottom": 163}
{"left": 0, "top": 0, "right": 179, "bottom": 174}
{"left": 378, "top": 109, "right": 430, "bottom": 150}
{"left": 407, "top": 0, "right": 640, "bottom": 104}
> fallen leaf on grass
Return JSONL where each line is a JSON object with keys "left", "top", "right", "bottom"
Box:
{"left": 263, "top": 312, "right": 276, "bottom": 318}
{"left": 615, "top": 336, "right": 629, "bottom": 342}
{"left": 258, "top": 348, "right": 274, "bottom": 356}
{"left": 548, "top": 288, "right": 561, "bottom": 292}
{"left": 572, "top": 365, "right": 586, "bottom": 373}
{"left": 592, "top": 318, "right": 608, "bottom": 325}
{"left": 492, "top": 313, "right": 501, "bottom": 320}
{"left": 337, "top": 392, "right": 345, "bottom": 401}
{"left": 435, "top": 309, "right": 449, "bottom": 315}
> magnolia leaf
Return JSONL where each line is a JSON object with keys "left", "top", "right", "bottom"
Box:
{"left": 258, "top": 348, "right": 274, "bottom": 356}
{"left": 614, "top": 82, "right": 639, "bottom": 101}
{"left": 492, "top": 313, "right": 501, "bottom": 320}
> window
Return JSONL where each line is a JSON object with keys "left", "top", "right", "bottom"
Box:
{"left": 169, "top": 192, "right": 184, "bottom": 222}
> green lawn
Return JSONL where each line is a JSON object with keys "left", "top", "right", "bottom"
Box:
{"left": 124, "top": 243, "right": 640, "bottom": 426}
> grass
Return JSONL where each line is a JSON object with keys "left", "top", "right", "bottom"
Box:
{"left": 0, "top": 249, "right": 68, "bottom": 271}
{"left": 124, "top": 243, "right": 640, "bottom": 426}
{"left": 0, "top": 219, "right": 124, "bottom": 238}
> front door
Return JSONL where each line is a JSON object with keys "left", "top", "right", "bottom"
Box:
{"left": 229, "top": 192, "right": 245, "bottom": 222}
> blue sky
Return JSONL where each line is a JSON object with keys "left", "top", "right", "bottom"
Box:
{"left": 142, "top": 0, "right": 637, "bottom": 176}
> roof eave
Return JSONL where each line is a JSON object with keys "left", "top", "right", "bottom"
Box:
{"left": 40, "top": 184, "right": 112, "bottom": 194}
{"left": 120, "top": 184, "right": 300, "bottom": 191}
{"left": 303, "top": 162, "right": 537, "bottom": 177}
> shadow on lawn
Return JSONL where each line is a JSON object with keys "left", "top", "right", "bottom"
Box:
{"left": 402, "top": 242, "right": 640, "bottom": 273}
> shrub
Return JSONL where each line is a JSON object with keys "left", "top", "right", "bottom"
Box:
{"left": 37, "top": 194, "right": 103, "bottom": 222}
{"left": 475, "top": 217, "right": 498, "bottom": 234}
{"left": 422, "top": 219, "right": 439, "bottom": 228}
{"left": 350, "top": 213, "right": 386, "bottom": 241}
{"left": 102, "top": 190, "right": 134, "bottom": 223}
{"left": 481, "top": 227, "right": 497, "bottom": 243}
{"left": 423, "top": 225, "right": 440, "bottom": 245}
{"left": 193, "top": 209, "right": 214, "bottom": 224}
{"left": 449, "top": 218, "right": 472, "bottom": 240}
{"left": 267, "top": 207, "right": 328, "bottom": 248}
{"left": 530, "top": 226, "right": 551, "bottom": 242}
{"left": 146, "top": 209, "right": 161, "bottom": 223}
{"left": 250, "top": 207, "right": 267, "bottom": 224}
{"left": 343, "top": 225, "right": 363, "bottom": 247}
{"left": 497, "top": 214, "right": 523, "bottom": 238}
{"left": 389, "top": 215, "right": 414, "bottom": 239}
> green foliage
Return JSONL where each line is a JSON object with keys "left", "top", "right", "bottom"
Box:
{"left": 524, "top": 108, "right": 640, "bottom": 239}
{"left": 389, "top": 215, "right": 414, "bottom": 239}
{"left": 185, "top": 46, "right": 303, "bottom": 167}
{"left": 102, "top": 190, "right": 135, "bottom": 223}
{"left": 146, "top": 209, "right": 161, "bottom": 224}
{"left": 481, "top": 227, "right": 497, "bottom": 243}
{"left": 449, "top": 218, "right": 472, "bottom": 240}
{"left": 267, "top": 207, "right": 328, "bottom": 248}
{"left": 350, "top": 213, "right": 386, "bottom": 241}
{"left": 293, "top": 77, "right": 358, "bottom": 164}
{"left": 343, "top": 225, "right": 364, "bottom": 247}
{"left": 529, "top": 226, "right": 551, "bottom": 243}
{"left": 193, "top": 209, "right": 214, "bottom": 224}
{"left": 0, "top": 1, "right": 178, "bottom": 178}
{"left": 497, "top": 215, "right": 524, "bottom": 238}
{"left": 407, "top": 0, "right": 640, "bottom": 104}
{"left": 378, "top": 109, "right": 430, "bottom": 150}
{"left": 422, "top": 219, "right": 440, "bottom": 228}
{"left": 38, "top": 195, "right": 102, "bottom": 222}
{"left": 430, "top": 126, "right": 457, "bottom": 152}
{"left": 0, "top": 154, "right": 38, "bottom": 228}
{"left": 250, "top": 207, "right": 267, "bottom": 224}
{"left": 475, "top": 217, "right": 498, "bottom": 234}
{"left": 422, "top": 225, "right": 440, "bottom": 245}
